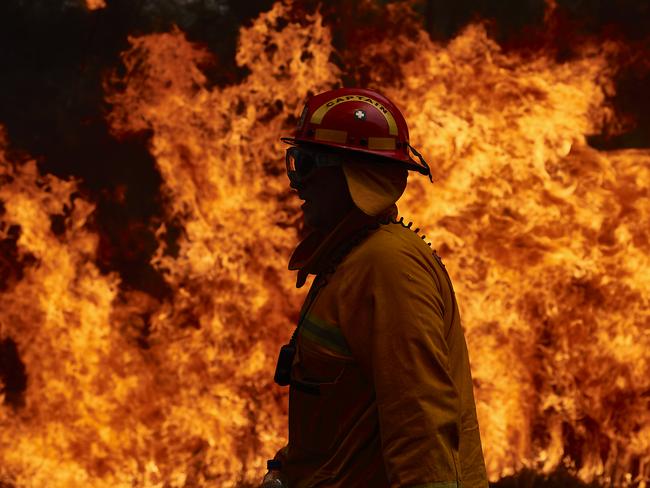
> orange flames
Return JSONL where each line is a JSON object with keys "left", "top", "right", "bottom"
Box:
{"left": 1, "top": 1, "right": 649, "bottom": 487}
{"left": 85, "top": 0, "right": 106, "bottom": 11}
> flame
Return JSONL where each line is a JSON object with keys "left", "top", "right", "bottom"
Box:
{"left": 0, "top": 128, "right": 123, "bottom": 485}
{"left": 1, "top": 1, "right": 649, "bottom": 487}
{"left": 85, "top": 0, "right": 106, "bottom": 11}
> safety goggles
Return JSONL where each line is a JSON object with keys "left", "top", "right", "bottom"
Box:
{"left": 285, "top": 146, "right": 342, "bottom": 185}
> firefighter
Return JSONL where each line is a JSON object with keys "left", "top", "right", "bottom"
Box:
{"left": 267, "top": 88, "right": 488, "bottom": 488}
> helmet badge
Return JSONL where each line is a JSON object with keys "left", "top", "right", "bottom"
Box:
{"left": 354, "top": 109, "right": 366, "bottom": 121}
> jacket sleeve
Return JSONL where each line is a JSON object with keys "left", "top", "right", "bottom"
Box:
{"left": 338, "top": 237, "right": 462, "bottom": 487}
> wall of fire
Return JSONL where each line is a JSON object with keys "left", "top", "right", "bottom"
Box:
{"left": 0, "top": 1, "right": 648, "bottom": 487}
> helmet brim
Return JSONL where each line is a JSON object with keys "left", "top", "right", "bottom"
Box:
{"left": 280, "top": 137, "right": 431, "bottom": 177}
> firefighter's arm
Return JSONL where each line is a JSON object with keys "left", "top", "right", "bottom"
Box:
{"left": 340, "top": 240, "right": 461, "bottom": 487}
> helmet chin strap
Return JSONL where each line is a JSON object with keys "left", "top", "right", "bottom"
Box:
{"left": 407, "top": 144, "right": 433, "bottom": 183}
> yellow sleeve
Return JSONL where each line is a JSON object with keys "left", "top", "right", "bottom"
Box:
{"left": 338, "top": 237, "right": 462, "bottom": 487}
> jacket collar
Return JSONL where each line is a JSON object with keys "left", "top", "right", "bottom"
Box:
{"left": 289, "top": 205, "right": 398, "bottom": 288}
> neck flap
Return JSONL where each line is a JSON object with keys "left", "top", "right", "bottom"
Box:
{"left": 288, "top": 205, "right": 398, "bottom": 288}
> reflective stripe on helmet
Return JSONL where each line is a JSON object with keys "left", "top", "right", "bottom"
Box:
{"left": 314, "top": 128, "right": 347, "bottom": 144}
{"left": 368, "top": 137, "right": 396, "bottom": 150}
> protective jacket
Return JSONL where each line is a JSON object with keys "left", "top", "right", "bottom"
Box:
{"left": 275, "top": 205, "right": 488, "bottom": 488}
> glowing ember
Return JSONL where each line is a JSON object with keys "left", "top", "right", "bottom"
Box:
{"left": 0, "top": 1, "right": 649, "bottom": 487}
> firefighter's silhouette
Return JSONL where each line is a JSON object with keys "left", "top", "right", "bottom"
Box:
{"left": 267, "top": 88, "right": 488, "bottom": 488}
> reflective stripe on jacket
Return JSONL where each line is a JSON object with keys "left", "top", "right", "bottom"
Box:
{"left": 281, "top": 209, "right": 488, "bottom": 488}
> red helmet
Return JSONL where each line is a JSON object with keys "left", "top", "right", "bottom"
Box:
{"left": 281, "top": 88, "right": 432, "bottom": 180}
